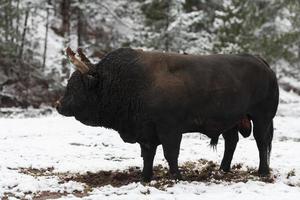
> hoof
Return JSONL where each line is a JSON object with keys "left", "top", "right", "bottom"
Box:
{"left": 170, "top": 172, "right": 183, "bottom": 180}
{"left": 141, "top": 176, "right": 152, "bottom": 183}
{"left": 219, "top": 168, "right": 232, "bottom": 174}
{"left": 141, "top": 172, "right": 153, "bottom": 183}
{"left": 258, "top": 170, "right": 270, "bottom": 177}
{"left": 219, "top": 165, "right": 231, "bottom": 173}
{"left": 258, "top": 167, "right": 270, "bottom": 177}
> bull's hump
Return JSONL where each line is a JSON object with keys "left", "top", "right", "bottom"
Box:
{"left": 99, "top": 48, "right": 140, "bottom": 68}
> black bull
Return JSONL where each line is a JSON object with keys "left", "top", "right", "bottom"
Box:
{"left": 57, "top": 48, "right": 279, "bottom": 181}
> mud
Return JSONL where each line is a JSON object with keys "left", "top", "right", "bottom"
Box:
{"left": 3, "top": 190, "right": 89, "bottom": 200}
{"left": 9, "top": 159, "right": 278, "bottom": 199}
{"left": 19, "top": 166, "right": 54, "bottom": 177}
{"left": 61, "top": 159, "right": 276, "bottom": 189}
{"left": 18, "top": 159, "right": 276, "bottom": 192}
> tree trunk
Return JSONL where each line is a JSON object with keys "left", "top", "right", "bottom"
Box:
{"left": 60, "top": 0, "right": 71, "bottom": 79}
{"left": 15, "top": 0, "right": 20, "bottom": 55}
{"left": 61, "top": 0, "right": 70, "bottom": 35}
{"left": 77, "top": 6, "right": 82, "bottom": 47}
{"left": 42, "top": 0, "right": 51, "bottom": 69}
{"left": 164, "top": 1, "right": 171, "bottom": 51}
{"left": 53, "top": 0, "right": 57, "bottom": 16}
{"left": 4, "top": 0, "right": 10, "bottom": 42}
{"left": 8, "top": 0, "right": 13, "bottom": 43}
{"left": 19, "top": 7, "right": 30, "bottom": 61}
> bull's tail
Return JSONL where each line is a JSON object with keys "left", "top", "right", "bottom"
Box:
{"left": 267, "top": 120, "right": 274, "bottom": 164}
{"left": 210, "top": 136, "right": 219, "bottom": 151}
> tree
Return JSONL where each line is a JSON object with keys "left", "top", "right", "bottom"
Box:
{"left": 0, "top": 0, "right": 21, "bottom": 59}
{"left": 42, "top": 0, "right": 51, "bottom": 69}
{"left": 140, "top": 0, "right": 172, "bottom": 50}
{"left": 19, "top": 4, "right": 30, "bottom": 61}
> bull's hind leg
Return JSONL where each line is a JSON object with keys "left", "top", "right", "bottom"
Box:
{"left": 220, "top": 127, "right": 239, "bottom": 172}
{"left": 158, "top": 133, "right": 183, "bottom": 180}
{"left": 140, "top": 143, "right": 157, "bottom": 182}
{"left": 252, "top": 117, "right": 274, "bottom": 176}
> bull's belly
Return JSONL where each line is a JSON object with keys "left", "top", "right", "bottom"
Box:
{"left": 180, "top": 116, "right": 241, "bottom": 137}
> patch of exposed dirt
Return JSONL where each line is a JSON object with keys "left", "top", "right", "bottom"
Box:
{"left": 18, "top": 166, "right": 55, "bottom": 177}
{"left": 64, "top": 167, "right": 143, "bottom": 188}
{"left": 32, "top": 190, "right": 90, "bottom": 200}
{"left": 32, "top": 192, "right": 67, "bottom": 200}
{"left": 61, "top": 159, "right": 276, "bottom": 189}
{"left": 18, "top": 159, "right": 277, "bottom": 192}
{"left": 64, "top": 159, "right": 276, "bottom": 189}
{"left": 2, "top": 190, "right": 90, "bottom": 200}
{"left": 278, "top": 136, "right": 300, "bottom": 142}
{"left": 286, "top": 169, "right": 296, "bottom": 179}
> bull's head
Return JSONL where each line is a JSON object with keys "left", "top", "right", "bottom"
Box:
{"left": 56, "top": 47, "right": 99, "bottom": 125}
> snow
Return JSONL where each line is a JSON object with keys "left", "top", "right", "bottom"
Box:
{"left": 280, "top": 77, "right": 300, "bottom": 91}
{"left": 1, "top": 88, "right": 300, "bottom": 199}
{"left": 275, "top": 16, "right": 293, "bottom": 34}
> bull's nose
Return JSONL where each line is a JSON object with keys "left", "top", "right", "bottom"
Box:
{"left": 55, "top": 99, "right": 73, "bottom": 116}
{"left": 54, "top": 100, "right": 61, "bottom": 108}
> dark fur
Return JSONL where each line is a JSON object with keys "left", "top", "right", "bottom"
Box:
{"left": 95, "top": 49, "right": 150, "bottom": 142}
{"left": 57, "top": 48, "right": 279, "bottom": 181}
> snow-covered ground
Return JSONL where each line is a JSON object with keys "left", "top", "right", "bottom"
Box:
{"left": 0, "top": 88, "right": 300, "bottom": 199}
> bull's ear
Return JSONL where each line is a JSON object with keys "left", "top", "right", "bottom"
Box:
{"left": 83, "top": 74, "right": 98, "bottom": 89}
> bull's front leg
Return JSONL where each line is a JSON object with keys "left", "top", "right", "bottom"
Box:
{"left": 140, "top": 143, "right": 157, "bottom": 182}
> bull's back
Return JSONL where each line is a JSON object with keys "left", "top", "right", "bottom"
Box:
{"left": 140, "top": 51, "right": 275, "bottom": 118}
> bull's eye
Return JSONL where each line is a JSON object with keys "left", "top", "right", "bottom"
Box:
{"left": 84, "top": 74, "right": 98, "bottom": 89}
{"left": 86, "top": 74, "right": 94, "bottom": 79}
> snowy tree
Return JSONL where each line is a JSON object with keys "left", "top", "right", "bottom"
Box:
{"left": 1, "top": 0, "right": 300, "bottom": 107}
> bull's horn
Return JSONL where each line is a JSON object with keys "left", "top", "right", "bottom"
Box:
{"left": 77, "top": 48, "right": 93, "bottom": 67}
{"left": 66, "top": 47, "right": 89, "bottom": 73}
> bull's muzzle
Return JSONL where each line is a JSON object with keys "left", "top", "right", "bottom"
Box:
{"left": 54, "top": 100, "right": 61, "bottom": 108}
{"left": 55, "top": 98, "right": 74, "bottom": 117}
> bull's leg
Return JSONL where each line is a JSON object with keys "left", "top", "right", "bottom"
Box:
{"left": 253, "top": 118, "right": 273, "bottom": 176}
{"left": 220, "top": 127, "right": 239, "bottom": 172}
{"left": 140, "top": 143, "right": 157, "bottom": 182}
{"left": 159, "top": 133, "right": 182, "bottom": 180}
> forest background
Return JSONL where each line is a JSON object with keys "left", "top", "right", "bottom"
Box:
{"left": 0, "top": 0, "right": 299, "bottom": 108}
